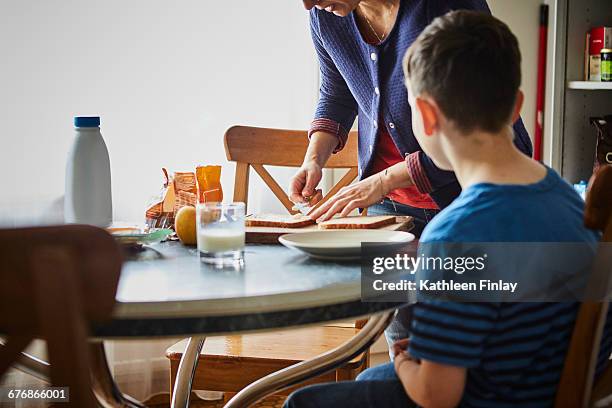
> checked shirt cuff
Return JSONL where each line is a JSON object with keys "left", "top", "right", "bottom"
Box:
{"left": 308, "top": 118, "right": 349, "bottom": 153}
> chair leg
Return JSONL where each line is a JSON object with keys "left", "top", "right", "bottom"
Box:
{"left": 12, "top": 341, "right": 144, "bottom": 408}
{"left": 335, "top": 368, "right": 352, "bottom": 382}
{"left": 0, "top": 336, "right": 33, "bottom": 378}
{"left": 169, "top": 359, "right": 178, "bottom": 397}
{"left": 224, "top": 311, "right": 394, "bottom": 408}
{"left": 14, "top": 350, "right": 51, "bottom": 383}
{"left": 89, "top": 342, "right": 146, "bottom": 408}
{"left": 170, "top": 336, "right": 206, "bottom": 408}
{"left": 32, "top": 247, "right": 97, "bottom": 408}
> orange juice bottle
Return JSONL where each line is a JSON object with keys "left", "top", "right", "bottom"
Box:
{"left": 196, "top": 165, "right": 223, "bottom": 203}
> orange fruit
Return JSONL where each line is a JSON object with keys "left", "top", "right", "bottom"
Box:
{"left": 175, "top": 206, "right": 197, "bottom": 245}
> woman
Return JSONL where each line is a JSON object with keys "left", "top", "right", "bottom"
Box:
{"left": 291, "top": 0, "right": 532, "bottom": 231}
{"left": 289, "top": 0, "right": 533, "bottom": 350}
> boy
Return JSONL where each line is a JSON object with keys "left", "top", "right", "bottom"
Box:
{"left": 285, "top": 10, "right": 611, "bottom": 408}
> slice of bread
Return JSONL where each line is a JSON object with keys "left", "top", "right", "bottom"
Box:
{"left": 318, "top": 215, "right": 396, "bottom": 230}
{"left": 245, "top": 213, "right": 315, "bottom": 228}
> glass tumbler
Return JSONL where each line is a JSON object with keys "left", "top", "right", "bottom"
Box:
{"left": 196, "top": 202, "right": 245, "bottom": 266}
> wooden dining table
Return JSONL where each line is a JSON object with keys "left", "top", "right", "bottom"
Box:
{"left": 18, "top": 240, "right": 404, "bottom": 407}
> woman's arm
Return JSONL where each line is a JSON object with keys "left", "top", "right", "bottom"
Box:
{"left": 289, "top": 131, "right": 337, "bottom": 204}
{"left": 411, "top": 0, "right": 533, "bottom": 208}
{"left": 408, "top": 119, "right": 532, "bottom": 208}
{"left": 308, "top": 160, "right": 414, "bottom": 221}
{"left": 289, "top": 11, "right": 359, "bottom": 204}
{"left": 309, "top": 11, "right": 358, "bottom": 148}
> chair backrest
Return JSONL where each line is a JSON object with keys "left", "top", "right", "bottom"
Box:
{"left": 555, "top": 165, "right": 612, "bottom": 408}
{"left": 0, "top": 225, "right": 122, "bottom": 407}
{"left": 224, "top": 125, "right": 358, "bottom": 214}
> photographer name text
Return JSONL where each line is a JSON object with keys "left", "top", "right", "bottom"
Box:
{"left": 372, "top": 279, "right": 518, "bottom": 293}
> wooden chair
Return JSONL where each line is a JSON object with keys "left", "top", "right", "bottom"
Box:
{"left": 555, "top": 165, "right": 612, "bottom": 408}
{"left": 166, "top": 126, "right": 369, "bottom": 399}
{"left": 0, "top": 225, "right": 122, "bottom": 408}
{"left": 225, "top": 125, "right": 359, "bottom": 214}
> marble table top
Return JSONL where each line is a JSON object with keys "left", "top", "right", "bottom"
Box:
{"left": 95, "top": 242, "right": 403, "bottom": 338}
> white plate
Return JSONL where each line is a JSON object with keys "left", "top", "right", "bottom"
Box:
{"left": 278, "top": 230, "right": 415, "bottom": 260}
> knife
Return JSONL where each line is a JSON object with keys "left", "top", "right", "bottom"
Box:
{"left": 293, "top": 189, "right": 323, "bottom": 216}
{"left": 293, "top": 202, "right": 312, "bottom": 216}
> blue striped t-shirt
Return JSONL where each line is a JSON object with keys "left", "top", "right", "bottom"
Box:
{"left": 408, "top": 167, "right": 612, "bottom": 407}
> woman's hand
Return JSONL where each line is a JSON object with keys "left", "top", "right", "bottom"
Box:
{"left": 289, "top": 162, "right": 324, "bottom": 204}
{"left": 308, "top": 173, "right": 385, "bottom": 222}
{"left": 289, "top": 132, "right": 338, "bottom": 205}
{"left": 308, "top": 161, "right": 414, "bottom": 222}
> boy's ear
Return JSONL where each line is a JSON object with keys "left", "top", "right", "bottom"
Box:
{"left": 415, "top": 97, "right": 439, "bottom": 136}
{"left": 511, "top": 90, "right": 524, "bottom": 124}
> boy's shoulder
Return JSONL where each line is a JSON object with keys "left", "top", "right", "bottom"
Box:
{"left": 421, "top": 167, "right": 594, "bottom": 243}
{"left": 420, "top": 196, "right": 484, "bottom": 243}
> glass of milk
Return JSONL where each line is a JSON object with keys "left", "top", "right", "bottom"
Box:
{"left": 196, "top": 202, "right": 246, "bottom": 267}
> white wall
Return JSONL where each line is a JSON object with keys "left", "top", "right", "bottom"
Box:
{"left": 0, "top": 0, "right": 547, "bottom": 224}
{"left": 0, "top": 0, "right": 318, "bottom": 222}
{"left": 0, "top": 0, "right": 546, "bottom": 224}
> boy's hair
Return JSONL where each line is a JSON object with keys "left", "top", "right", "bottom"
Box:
{"left": 403, "top": 10, "right": 521, "bottom": 134}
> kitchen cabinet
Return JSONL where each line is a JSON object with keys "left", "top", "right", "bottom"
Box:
{"left": 547, "top": 0, "right": 612, "bottom": 182}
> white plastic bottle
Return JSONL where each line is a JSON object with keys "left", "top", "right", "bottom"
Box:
{"left": 64, "top": 116, "right": 113, "bottom": 227}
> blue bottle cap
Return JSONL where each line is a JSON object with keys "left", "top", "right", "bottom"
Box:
{"left": 74, "top": 116, "right": 100, "bottom": 128}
